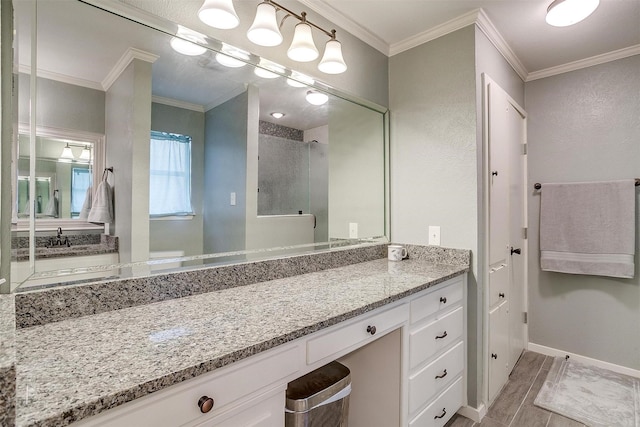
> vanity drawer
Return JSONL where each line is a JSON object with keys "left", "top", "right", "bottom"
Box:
{"left": 75, "top": 345, "right": 300, "bottom": 427}
{"left": 410, "top": 306, "right": 463, "bottom": 369}
{"left": 409, "top": 341, "right": 464, "bottom": 414}
{"left": 307, "top": 304, "right": 407, "bottom": 365}
{"left": 410, "top": 277, "right": 463, "bottom": 325}
{"left": 409, "top": 377, "right": 463, "bottom": 427}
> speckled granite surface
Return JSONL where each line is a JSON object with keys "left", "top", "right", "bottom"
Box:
{"left": 0, "top": 294, "right": 16, "bottom": 427}
{"left": 15, "top": 256, "right": 468, "bottom": 427}
{"left": 15, "top": 244, "right": 387, "bottom": 328}
{"left": 259, "top": 120, "right": 303, "bottom": 141}
{"left": 12, "top": 235, "right": 118, "bottom": 262}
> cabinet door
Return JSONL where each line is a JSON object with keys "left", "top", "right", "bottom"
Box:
{"left": 488, "top": 300, "right": 509, "bottom": 402}
{"left": 488, "top": 263, "right": 508, "bottom": 308}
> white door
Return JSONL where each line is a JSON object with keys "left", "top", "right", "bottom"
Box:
{"left": 485, "top": 75, "right": 527, "bottom": 401}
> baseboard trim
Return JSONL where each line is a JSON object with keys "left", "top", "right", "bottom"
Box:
{"left": 457, "top": 403, "right": 486, "bottom": 423}
{"left": 528, "top": 342, "right": 640, "bottom": 378}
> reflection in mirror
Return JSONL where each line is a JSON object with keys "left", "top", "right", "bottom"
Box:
{"left": 9, "top": 0, "right": 387, "bottom": 292}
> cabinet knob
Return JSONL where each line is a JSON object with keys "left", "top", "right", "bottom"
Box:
{"left": 491, "top": 353, "right": 498, "bottom": 359}
{"left": 511, "top": 247, "right": 521, "bottom": 255}
{"left": 439, "top": 296, "right": 447, "bottom": 304}
{"left": 435, "top": 331, "right": 448, "bottom": 340}
{"left": 366, "top": 325, "right": 377, "bottom": 335}
{"left": 435, "top": 369, "right": 448, "bottom": 379}
{"left": 498, "top": 292, "right": 505, "bottom": 298}
{"left": 198, "top": 396, "right": 215, "bottom": 413}
{"left": 434, "top": 408, "right": 447, "bottom": 419}
{"left": 492, "top": 171, "right": 498, "bottom": 176}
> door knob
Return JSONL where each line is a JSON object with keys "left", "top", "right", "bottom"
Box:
{"left": 510, "top": 247, "right": 521, "bottom": 255}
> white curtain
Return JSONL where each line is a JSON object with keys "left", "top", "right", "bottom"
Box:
{"left": 149, "top": 131, "right": 193, "bottom": 216}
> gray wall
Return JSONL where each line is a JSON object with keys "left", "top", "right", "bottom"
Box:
{"left": 105, "top": 59, "right": 151, "bottom": 263}
{"left": 120, "top": 0, "right": 389, "bottom": 107}
{"left": 18, "top": 74, "right": 105, "bottom": 134}
{"left": 203, "top": 91, "right": 248, "bottom": 254}
{"left": 0, "top": 1, "right": 12, "bottom": 292}
{"left": 149, "top": 102, "right": 205, "bottom": 257}
{"left": 525, "top": 55, "right": 640, "bottom": 370}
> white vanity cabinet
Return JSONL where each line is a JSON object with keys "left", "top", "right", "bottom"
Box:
{"left": 71, "top": 275, "right": 466, "bottom": 427}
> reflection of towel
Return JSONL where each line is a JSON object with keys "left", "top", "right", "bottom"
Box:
{"left": 44, "top": 192, "right": 59, "bottom": 217}
{"left": 79, "top": 186, "right": 93, "bottom": 220}
{"left": 540, "top": 180, "right": 636, "bottom": 278}
{"left": 87, "top": 173, "right": 114, "bottom": 224}
{"left": 23, "top": 198, "right": 30, "bottom": 215}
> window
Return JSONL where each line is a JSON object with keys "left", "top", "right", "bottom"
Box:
{"left": 149, "top": 131, "right": 193, "bottom": 217}
{"left": 70, "top": 167, "right": 91, "bottom": 217}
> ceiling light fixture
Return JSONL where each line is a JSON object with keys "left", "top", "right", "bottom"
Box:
{"left": 270, "top": 112, "right": 285, "bottom": 119}
{"left": 215, "top": 43, "right": 250, "bottom": 68}
{"left": 170, "top": 26, "right": 208, "bottom": 56}
{"left": 305, "top": 90, "right": 328, "bottom": 106}
{"left": 59, "top": 143, "right": 75, "bottom": 161}
{"left": 198, "top": 0, "right": 240, "bottom": 29}
{"left": 545, "top": 0, "right": 600, "bottom": 27}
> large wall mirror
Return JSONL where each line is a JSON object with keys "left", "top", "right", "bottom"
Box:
{"left": 9, "top": 0, "right": 388, "bottom": 291}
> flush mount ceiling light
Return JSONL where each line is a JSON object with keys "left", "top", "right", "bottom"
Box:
{"left": 254, "top": 58, "right": 285, "bottom": 79}
{"left": 59, "top": 143, "right": 75, "bottom": 161}
{"left": 287, "top": 71, "right": 315, "bottom": 88}
{"left": 216, "top": 43, "right": 250, "bottom": 68}
{"left": 170, "top": 26, "right": 208, "bottom": 56}
{"left": 305, "top": 90, "right": 328, "bottom": 106}
{"left": 198, "top": 0, "right": 240, "bottom": 29}
{"left": 546, "top": 0, "right": 600, "bottom": 27}
{"left": 270, "top": 112, "right": 285, "bottom": 119}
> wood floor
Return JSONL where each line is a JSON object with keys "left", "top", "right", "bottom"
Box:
{"left": 446, "top": 351, "right": 586, "bottom": 427}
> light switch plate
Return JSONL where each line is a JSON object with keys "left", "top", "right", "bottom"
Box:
{"left": 349, "top": 223, "right": 358, "bottom": 238}
{"left": 428, "top": 226, "right": 441, "bottom": 246}
{"left": 230, "top": 192, "right": 236, "bottom": 206}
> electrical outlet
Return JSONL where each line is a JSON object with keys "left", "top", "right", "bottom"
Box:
{"left": 428, "top": 226, "right": 441, "bottom": 246}
{"left": 349, "top": 222, "right": 358, "bottom": 238}
{"left": 230, "top": 192, "right": 236, "bottom": 206}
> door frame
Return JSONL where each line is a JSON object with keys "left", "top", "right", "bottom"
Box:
{"left": 481, "top": 73, "right": 528, "bottom": 407}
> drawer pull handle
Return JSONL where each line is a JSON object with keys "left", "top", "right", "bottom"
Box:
{"left": 498, "top": 292, "right": 505, "bottom": 298}
{"left": 439, "top": 296, "right": 447, "bottom": 304}
{"left": 435, "top": 369, "right": 448, "bottom": 379}
{"left": 491, "top": 353, "right": 498, "bottom": 359}
{"left": 367, "top": 325, "right": 377, "bottom": 335}
{"left": 435, "top": 331, "right": 448, "bottom": 340}
{"left": 198, "top": 396, "right": 215, "bottom": 413}
{"left": 434, "top": 408, "right": 447, "bottom": 419}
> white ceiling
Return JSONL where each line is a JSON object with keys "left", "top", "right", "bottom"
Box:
{"left": 299, "top": 0, "right": 640, "bottom": 79}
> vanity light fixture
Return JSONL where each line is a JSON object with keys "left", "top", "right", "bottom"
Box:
{"left": 215, "top": 43, "right": 250, "bottom": 68}
{"left": 254, "top": 58, "right": 285, "bottom": 79}
{"left": 270, "top": 112, "right": 285, "bottom": 119}
{"left": 79, "top": 145, "right": 91, "bottom": 162}
{"left": 198, "top": 0, "right": 240, "bottom": 29}
{"left": 305, "top": 90, "right": 328, "bottom": 106}
{"left": 59, "top": 143, "right": 75, "bottom": 161}
{"left": 545, "top": 0, "right": 600, "bottom": 27}
{"left": 247, "top": 1, "right": 283, "bottom": 47}
{"left": 287, "top": 71, "right": 315, "bottom": 88}
{"left": 287, "top": 13, "right": 319, "bottom": 62}
{"left": 170, "top": 26, "right": 208, "bottom": 56}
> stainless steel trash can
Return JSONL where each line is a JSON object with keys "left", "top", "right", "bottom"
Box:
{"left": 285, "top": 361, "right": 351, "bottom": 427}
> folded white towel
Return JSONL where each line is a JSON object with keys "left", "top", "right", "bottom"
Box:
{"left": 540, "top": 180, "right": 636, "bottom": 279}
{"left": 87, "top": 172, "right": 114, "bottom": 224}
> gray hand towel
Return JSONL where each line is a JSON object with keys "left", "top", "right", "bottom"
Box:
{"left": 540, "top": 180, "right": 636, "bottom": 279}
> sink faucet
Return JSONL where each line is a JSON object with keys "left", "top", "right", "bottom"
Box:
{"left": 48, "top": 227, "right": 71, "bottom": 247}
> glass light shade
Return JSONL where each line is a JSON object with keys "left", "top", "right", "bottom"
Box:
{"left": 287, "top": 71, "right": 315, "bottom": 88}
{"left": 247, "top": 2, "right": 283, "bottom": 47}
{"left": 287, "top": 22, "right": 319, "bottom": 62}
{"left": 254, "top": 59, "right": 284, "bottom": 79}
{"left": 60, "top": 144, "right": 74, "bottom": 160}
{"left": 545, "top": 0, "right": 599, "bottom": 27}
{"left": 216, "top": 44, "right": 250, "bottom": 68}
{"left": 79, "top": 146, "right": 91, "bottom": 161}
{"left": 306, "top": 91, "right": 328, "bottom": 106}
{"left": 318, "top": 39, "right": 347, "bottom": 74}
{"left": 198, "top": 0, "right": 239, "bottom": 29}
{"left": 170, "top": 27, "right": 208, "bottom": 56}
{"left": 270, "top": 112, "right": 284, "bottom": 119}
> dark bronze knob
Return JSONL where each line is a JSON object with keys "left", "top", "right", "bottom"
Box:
{"left": 435, "top": 369, "right": 448, "bottom": 379}
{"left": 511, "top": 247, "right": 521, "bottom": 255}
{"left": 435, "top": 331, "right": 448, "bottom": 340}
{"left": 491, "top": 171, "right": 498, "bottom": 176}
{"left": 367, "top": 325, "right": 377, "bottom": 335}
{"left": 198, "top": 396, "right": 214, "bottom": 413}
{"left": 434, "top": 408, "right": 447, "bottom": 419}
{"left": 491, "top": 353, "right": 498, "bottom": 359}
{"left": 439, "top": 296, "right": 447, "bottom": 304}
{"left": 499, "top": 292, "right": 505, "bottom": 298}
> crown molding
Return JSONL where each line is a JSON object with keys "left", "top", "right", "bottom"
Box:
{"left": 152, "top": 96, "right": 205, "bottom": 113}
{"left": 101, "top": 47, "right": 159, "bottom": 91}
{"left": 18, "top": 64, "right": 104, "bottom": 91}
{"left": 475, "top": 9, "right": 528, "bottom": 82}
{"left": 204, "top": 85, "right": 248, "bottom": 112}
{"left": 526, "top": 44, "right": 640, "bottom": 82}
{"left": 297, "top": 0, "right": 389, "bottom": 55}
{"left": 389, "top": 9, "right": 480, "bottom": 57}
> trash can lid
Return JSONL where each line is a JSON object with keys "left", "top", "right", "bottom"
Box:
{"left": 286, "top": 361, "right": 351, "bottom": 412}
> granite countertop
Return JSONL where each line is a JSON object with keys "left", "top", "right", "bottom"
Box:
{"left": 15, "top": 258, "right": 468, "bottom": 427}
{"left": 12, "top": 235, "right": 118, "bottom": 262}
